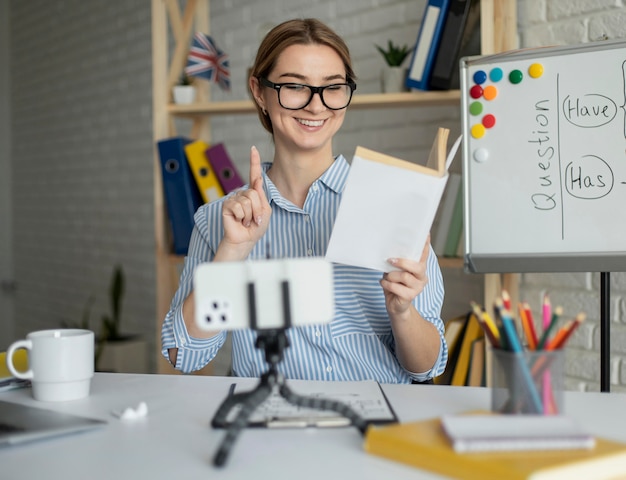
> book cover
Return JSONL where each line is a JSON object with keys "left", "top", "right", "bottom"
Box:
{"left": 429, "top": 0, "right": 481, "bottom": 90}
{"left": 184, "top": 140, "right": 225, "bottom": 204}
{"left": 450, "top": 311, "right": 483, "bottom": 386}
{"left": 157, "top": 137, "right": 203, "bottom": 255}
{"left": 205, "top": 143, "right": 245, "bottom": 194}
{"left": 432, "top": 172, "right": 461, "bottom": 256}
{"left": 405, "top": 0, "right": 452, "bottom": 91}
{"left": 364, "top": 415, "right": 626, "bottom": 480}
{"left": 467, "top": 336, "right": 485, "bottom": 387}
{"left": 325, "top": 128, "right": 462, "bottom": 272}
{"left": 443, "top": 180, "right": 464, "bottom": 257}
{"left": 434, "top": 313, "right": 469, "bottom": 385}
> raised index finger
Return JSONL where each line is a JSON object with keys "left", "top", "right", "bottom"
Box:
{"left": 249, "top": 145, "right": 262, "bottom": 191}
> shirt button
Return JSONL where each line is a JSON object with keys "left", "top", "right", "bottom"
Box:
{"left": 315, "top": 330, "right": 321, "bottom": 337}
{"left": 307, "top": 248, "right": 313, "bottom": 256}
{"left": 326, "top": 366, "right": 332, "bottom": 373}
{"left": 312, "top": 184, "right": 319, "bottom": 192}
{"left": 180, "top": 338, "right": 186, "bottom": 346}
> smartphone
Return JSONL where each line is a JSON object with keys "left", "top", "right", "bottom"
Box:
{"left": 194, "top": 257, "right": 334, "bottom": 331}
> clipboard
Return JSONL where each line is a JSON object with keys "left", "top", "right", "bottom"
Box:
{"left": 215, "top": 380, "right": 398, "bottom": 429}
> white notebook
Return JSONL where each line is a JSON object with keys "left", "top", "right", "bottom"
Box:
{"left": 441, "top": 414, "right": 596, "bottom": 453}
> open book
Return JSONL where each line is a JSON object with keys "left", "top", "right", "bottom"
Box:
{"left": 325, "top": 127, "right": 461, "bottom": 272}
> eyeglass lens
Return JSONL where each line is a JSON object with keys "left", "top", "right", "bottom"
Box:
{"left": 278, "top": 84, "right": 353, "bottom": 110}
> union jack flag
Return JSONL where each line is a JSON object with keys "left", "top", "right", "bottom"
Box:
{"left": 185, "top": 32, "right": 230, "bottom": 91}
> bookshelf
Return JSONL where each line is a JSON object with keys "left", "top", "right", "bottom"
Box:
{"left": 151, "top": 0, "right": 518, "bottom": 374}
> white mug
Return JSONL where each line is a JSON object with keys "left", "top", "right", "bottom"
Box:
{"left": 6, "top": 329, "right": 95, "bottom": 402}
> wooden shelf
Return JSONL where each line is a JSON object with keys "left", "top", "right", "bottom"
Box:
{"left": 167, "top": 90, "right": 461, "bottom": 117}
{"left": 438, "top": 257, "right": 464, "bottom": 269}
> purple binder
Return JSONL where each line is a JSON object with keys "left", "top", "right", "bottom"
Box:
{"left": 205, "top": 143, "right": 245, "bottom": 193}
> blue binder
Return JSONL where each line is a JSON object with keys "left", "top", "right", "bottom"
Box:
{"left": 157, "top": 137, "right": 203, "bottom": 255}
{"left": 405, "top": 0, "right": 451, "bottom": 91}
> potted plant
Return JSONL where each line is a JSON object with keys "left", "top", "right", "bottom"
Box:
{"left": 172, "top": 72, "right": 196, "bottom": 104}
{"left": 96, "top": 265, "right": 149, "bottom": 373}
{"left": 375, "top": 40, "right": 411, "bottom": 93}
{"left": 62, "top": 266, "right": 148, "bottom": 373}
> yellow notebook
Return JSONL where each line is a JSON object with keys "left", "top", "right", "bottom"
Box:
{"left": 184, "top": 140, "right": 224, "bottom": 203}
{"left": 364, "top": 416, "right": 626, "bottom": 480}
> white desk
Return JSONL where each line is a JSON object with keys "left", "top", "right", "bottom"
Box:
{"left": 2, "top": 373, "right": 626, "bottom": 479}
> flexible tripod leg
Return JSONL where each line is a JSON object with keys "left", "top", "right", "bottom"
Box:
{"left": 212, "top": 388, "right": 266, "bottom": 428}
{"left": 279, "top": 383, "right": 369, "bottom": 434}
{"left": 213, "top": 379, "right": 273, "bottom": 467}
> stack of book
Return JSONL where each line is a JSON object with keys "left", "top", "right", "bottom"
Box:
{"left": 406, "top": 0, "right": 481, "bottom": 91}
{"left": 364, "top": 412, "right": 626, "bottom": 479}
{"left": 157, "top": 137, "right": 244, "bottom": 255}
{"left": 435, "top": 310, "right": 485, "bottom": 387}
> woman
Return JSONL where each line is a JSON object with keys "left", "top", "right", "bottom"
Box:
{"left": 161, "top": 18, "right": 447, "bottom": 383}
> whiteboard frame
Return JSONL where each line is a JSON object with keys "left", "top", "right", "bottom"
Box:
{"left": 461, "top": 39, "right": 626, "bottom": 273}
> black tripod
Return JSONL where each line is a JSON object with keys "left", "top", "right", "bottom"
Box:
{"left": 210, "top": 281, "right": 368, "bottom": 467}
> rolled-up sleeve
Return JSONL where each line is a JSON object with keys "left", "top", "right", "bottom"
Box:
{"left": 160, "top": 204, "right": 228, "bottom": 373}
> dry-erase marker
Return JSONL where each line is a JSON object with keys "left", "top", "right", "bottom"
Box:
{"left": 537, "top": 306, "right": 563, "bottom": 350}
{"left": 546, "top": 312, "right": 586, "bottom": 350}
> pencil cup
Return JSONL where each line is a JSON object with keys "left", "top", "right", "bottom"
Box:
{"left": 491, "top": 349, "right": 564, "bottom": 415}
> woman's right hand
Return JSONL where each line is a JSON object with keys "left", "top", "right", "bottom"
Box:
{"left": 216, "top": 146, "right": 272, "bottom": 260}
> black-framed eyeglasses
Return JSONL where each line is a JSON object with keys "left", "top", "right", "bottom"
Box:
{"left": 259, "top": 77, "right": 357, "bottom": 110}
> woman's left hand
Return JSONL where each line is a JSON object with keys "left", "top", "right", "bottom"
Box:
{"left": 380, "top": 236, "right": 431, "bottom": 317}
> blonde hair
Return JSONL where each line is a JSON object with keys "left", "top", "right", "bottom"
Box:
{"left": 250, "top": 18, "right": 356, "bottom": 134}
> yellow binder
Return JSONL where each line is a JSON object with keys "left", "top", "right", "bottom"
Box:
{"left": 184, "top": 140, "right": 224, "bottom": 203}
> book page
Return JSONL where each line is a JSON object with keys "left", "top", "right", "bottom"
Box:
{"left": 325, "top": 132, "right": 460, "bottom": 272}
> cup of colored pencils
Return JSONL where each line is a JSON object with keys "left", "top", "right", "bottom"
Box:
{"left": 471, "top": 292, "right": 586, "bottom": 415}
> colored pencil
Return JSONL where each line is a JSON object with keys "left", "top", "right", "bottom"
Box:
{"left": 518, "top": 303, "right": 537, "bottom": 350}
{"left": 542, "top": 294, "right": 552, "bottom": 331}
{"left": 470, "top": 301, "right": 500, "bottom": 348}
{"left": 537, "top": 305, "right": 563, "bottom": 350}
{"left": 492, "top": 298, "right": 509, "bottom": 350}
{"left": 522, "top": 302, "right": 539, "bottom": 349}
{"left": 502, "top": 289, "right": 512, "bottom": 311}
{"left": 546, "top": 312, "right": 586, "bottom": 350}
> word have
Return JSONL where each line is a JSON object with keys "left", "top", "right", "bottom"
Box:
{"left": 562, "top": 94, "right": 617, "bottom": 128}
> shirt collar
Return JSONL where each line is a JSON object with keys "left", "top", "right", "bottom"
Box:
{"left": 261, "top": 154, "right": 350, "bottom": 208}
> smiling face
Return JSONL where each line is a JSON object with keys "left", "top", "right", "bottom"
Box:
{"left": 257, "top": 43, "right": 349, "bottom": 157}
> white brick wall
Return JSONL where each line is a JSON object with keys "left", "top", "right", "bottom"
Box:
{"left": 7, "top": 0, "right": 156, "bottom": 366}
{"left": 516, "top": 0, "right": 626, "bottom": 392}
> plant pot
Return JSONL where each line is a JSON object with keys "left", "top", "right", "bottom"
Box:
{"left": 97, "top": 335, "right": 149, "bottom": 373}
{"left": 381, "top": 67, "right": 408, "bottom": 93}
{"left": 172, "top": 85, "right": 196, "bottom": 104}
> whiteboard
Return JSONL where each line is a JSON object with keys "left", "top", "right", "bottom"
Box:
{"left": 461, "top": 39, "right": 626, "bottom": 273}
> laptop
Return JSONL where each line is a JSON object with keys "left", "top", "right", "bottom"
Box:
{"left": 0, "top": 400, "right": 106, "bottom": 447}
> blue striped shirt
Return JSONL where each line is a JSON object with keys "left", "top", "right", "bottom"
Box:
{"left": 161, "top": 155, "right": 448, "bottom": 383}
